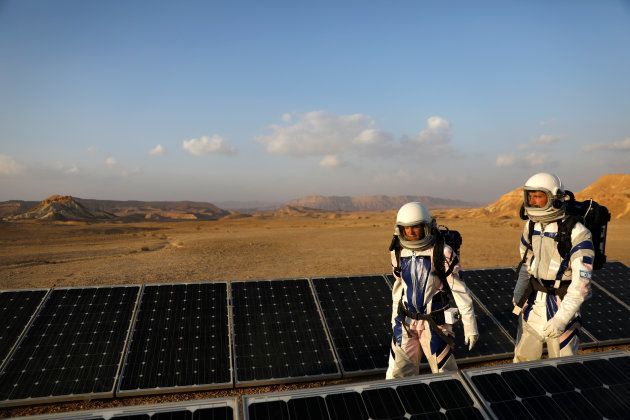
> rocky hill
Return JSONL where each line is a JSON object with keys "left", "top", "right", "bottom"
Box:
{"left": 285, "top": 195, "right": 475, "bottom": 212}
{"left": 5, "top": 195, "right": 116, "bottom": 221}
{"left": 2, "top": 196, "right": 230, "bottom": 222}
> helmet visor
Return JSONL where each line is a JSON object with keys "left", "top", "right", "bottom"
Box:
{"left": 523, "top": 188, "right": 553, "bottom": 211}
{"left": 399, "top": 223, "right": 430, "bottom": 241}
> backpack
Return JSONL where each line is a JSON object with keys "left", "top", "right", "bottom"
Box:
{"left": 389, "top": 225, "right": 462, "bottom": 294}
{"left": 518, "top": 191, "right": 611, "bottom": 270}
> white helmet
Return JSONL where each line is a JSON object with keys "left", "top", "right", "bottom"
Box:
{"left": 394, "top": 202, "right": 436, "bottom": 250}
{"left": 523, "top": 172, "right": 566, "bottom": 222}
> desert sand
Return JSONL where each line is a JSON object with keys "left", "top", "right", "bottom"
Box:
{"left": 0, "top": 212, "right": 629, "bottom": 417}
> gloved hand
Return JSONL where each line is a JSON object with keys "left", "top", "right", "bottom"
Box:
{"left": 543, "top": 317, "right": 565, "bottom": 339}
{"left": 464, "top": 334, "right": 478, "bottom": 351}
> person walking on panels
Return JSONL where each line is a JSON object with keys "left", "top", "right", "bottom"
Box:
{"left": 386, "top": 202, "right": 478, "bottom": 378}
{"left": 513, "top": 172, "right": 594, "bottom": 362}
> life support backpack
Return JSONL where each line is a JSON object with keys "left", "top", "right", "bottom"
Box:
{"left": 389, "top": 225, "right": 462, "bottom": 293}
{"left": 518, "top": 191, "right": 611, "bottom": 270}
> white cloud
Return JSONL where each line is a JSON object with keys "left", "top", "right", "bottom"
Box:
{"left": 105, "top": 157, "right": 117, "bottom": 167}
{"left": 524, "top": 152, "right": 547, "bottom": 166}
{"left": 182, "top": 135, "right": 236, "bottom": 156}
{"left": 0, "top": 154, "right": 23, "bottom": 176}
{"left": 281, "top": 113, "right": 292, "bottom": 122}
{"left": 149, "top": 144, "right": 165, "bottom": 156}
{"left": 55, "top": 162, "right": 79, "bottom": 175}
{"left": 257, "top": 110, "right": 387, "bottom": 157}
{"left": 583, "top": 137, "right": 630, "bottom": 152}
{"left": 414, "top": 116, "right": 452, "bottom": 146}
{"left": 539, "top": 118, "right": 557, "bottom": 126}
{"left": 319, "top": 154, "right": 342, "bottom": 168}
{"left": 535, "top": 134, "right": 560, "bottom": 144}
{"left": 496, "top": 154, "right": 516, "bottom": 167}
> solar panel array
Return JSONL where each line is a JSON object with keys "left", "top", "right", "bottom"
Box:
{"left": 1, "top": 261, "right": 629, "bottom": 409}
{"left": 117, "top": 283, "right": 232, "bottom": 395}
{"left": 13, "top": 397, "right": 238, "bottom": 419}
{"left": 231, "top": 279, "right": 339, "bottom": 386}
{"left": 243, "top": 371, "right": 487, "bottom": 420}
{"left": 462, "top": 350, "right": 630, "bottom": 420}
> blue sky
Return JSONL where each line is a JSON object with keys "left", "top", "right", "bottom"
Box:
{"left": 1, "top": 0, "right": 629, "bottom": 204}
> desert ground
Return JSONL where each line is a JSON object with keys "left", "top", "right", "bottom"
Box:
{"left": 1, "top": 212, "right": 629, "bottom": 417}
{"left": 0, "top": 211, "right": 628, "bottom": 290}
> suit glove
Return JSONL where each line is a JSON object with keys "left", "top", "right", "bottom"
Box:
{"left": 464, "top": 334, "right": 478, "bottom": 351}
{"left": 543, "top": 317, "right": 565, "bottom": 339}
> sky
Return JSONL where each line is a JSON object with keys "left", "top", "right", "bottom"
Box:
{"left": 1, "top": 0, "right": 629, "bottom": 204}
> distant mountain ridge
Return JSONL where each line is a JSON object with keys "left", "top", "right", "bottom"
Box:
{"left": 284, "top": 195, "right": 477, "bottom": 212}
{"left": 5, "top": 195, "right": 116, "bottom": 221}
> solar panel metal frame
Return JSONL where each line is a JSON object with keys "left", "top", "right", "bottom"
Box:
{"left": 461, "top": 350, "right": 630, "bottom": 420}
{"left": 116, "top": 281, "right": 233, "bottom": 397}
{"left": 11, "top": 396, "right": 240, "bottom": 419}
{"left": 242, "top": 370, "right": 490, "bottom": 420}
{"left": 0, "top": 288, "right": 50, "bottom": 371}
{"left": 311, "top": 274, "right": 393, "bottom": 378}
{"left": 230, "top": 277, "right": 341, "bottom": 388}
{"left": 0, "top": 285, "right": 142, "bottom": 408}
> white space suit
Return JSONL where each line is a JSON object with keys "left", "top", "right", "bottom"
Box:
{"left": 386, "top": 202, "right": 478, "bottom": 378}
{"left": 513, "top": 173, "right": 594, "bottom": 362}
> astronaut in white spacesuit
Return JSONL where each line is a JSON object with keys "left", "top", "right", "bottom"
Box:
{"left": 386, "top": 202, "right": 478, "bottom": 378}
{"left": 513, "top": 172, "right": 594, "bottom": 362}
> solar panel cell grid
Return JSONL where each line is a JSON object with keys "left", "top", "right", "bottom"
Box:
{"left": 242, "top": 372, "right": 487, "bottom": 420}
{"left": 0, "top": 290, "right": 48, "bottom": 368}
{"left": 462, "top": 351, "right": 630, "bottom": 420}
{"left": 0, "top": 286, "right": 139, "bottom": 407}
{"left": 312, "top": 276, "right": 392, "bottom": 375}
{"left": 118, "top": 283, "right": 231, "bottom": 394}
{"left": 592, "top": 261, "right": 630, "bottom": 307}
{"left": 579, "top": 286, "right": 630, "bottom": 345}
{"left": 231, "top": 279, "right": 339, "bottom": 386}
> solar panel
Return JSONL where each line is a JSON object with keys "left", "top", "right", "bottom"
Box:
{"left": 0, "top": 286, "right": 140, "bottom": 408}
{"left": 117, "top": 282, "right": 232, "bottom": 396}
{"left": 0, "top": 290, "right": 48, "bottom": 369}
{"left": 462, "top": 350, "right": 630, "bottom": 420}
{"left": 242, "top": 371, "right": 488, "bottom": 420}
{"left": 462, "top": 268, "right": 596, "bottom": 347}
{"left": 592, "top": 261, "right": 630, "bottom": 308}
{"left": 451, "top": 297, "right": 514, "bottom": 364}
{"left": 579, "top": 284, "right": 630, "bottom": 346}
{"left": 231, "top": 279, "right": 340, "bottom": 387}
{"left": 11, "top": 397, "right": 238, "bottom": 419}
{"left": 311, "top": 275, "right": 392, "bottom": 376}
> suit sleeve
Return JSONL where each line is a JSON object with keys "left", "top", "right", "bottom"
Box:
{"left": 552, "top": 222, "right": 594, "bottom": 328}
{"left": 513, "top": 221, "right": 532, "bottom": 306}
{"left": 443, "top": 245, "right": 478, "bottom": 336}
{"left": 390, "top": 250, "right": 402, "bottom": 327}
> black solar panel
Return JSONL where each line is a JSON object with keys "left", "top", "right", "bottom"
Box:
{"left": 592, "top": 261, "right": 630, "bottom": 308}
{"left": 311, "top": 275, "right": 392, "bottom": 375}
{"left": 0, "top": 286, "right": 139, "bottom": 408}
{"left": 462, "top": 268, "right": 596, "bottom": 346}
{"left": 117, "top": 282, "right": 232, "bottom": 395}
{"left": 231, "top": 279, "right": 340, "bottom": 386}
{"left": 384, "top": 273, "right": 395, "bottom": 287}
{"left": 580, "top": 284, "right": 630, "bottom": 345}
{"left": 0, "top": 290, "right": 48, "bottom": 368}
{"left": 11, "top": 397, "right": 238, "bottom": 419}
{"left": 243, "top": 371, "right": 488, "bottom": 420}
{"left": 451, "top": 298, "right": 514, "bottom": 363}
{"left": 462, "top": 350, "right": 630, "bottom": 420}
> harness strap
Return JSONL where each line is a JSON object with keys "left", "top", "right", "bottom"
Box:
{"left": 529, "top": 276, "right": 570, "bottom": 299}
{"left": 397, "top": 300, "right": 455, "bottom": 347}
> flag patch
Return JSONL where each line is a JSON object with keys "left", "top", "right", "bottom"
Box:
{"left": 580, "top": 269, "right": 592, "bottom": 280}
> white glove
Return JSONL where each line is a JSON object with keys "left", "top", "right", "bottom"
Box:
{"left": 543, "top": 318, "right": 565, "bottom": 339}
{"left": 464, "top": 334, "right": 478, "bottom": 351}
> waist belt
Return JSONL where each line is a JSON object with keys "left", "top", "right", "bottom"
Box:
{"left": 529, "top": 276, "right": 570, "bottom": 299}
{"left": 397, "top": 301, "right": 455, "bottom": 347}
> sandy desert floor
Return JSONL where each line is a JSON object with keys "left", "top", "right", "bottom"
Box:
{"left": 0, "top": 212, "right": 629, "bottom": 417}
